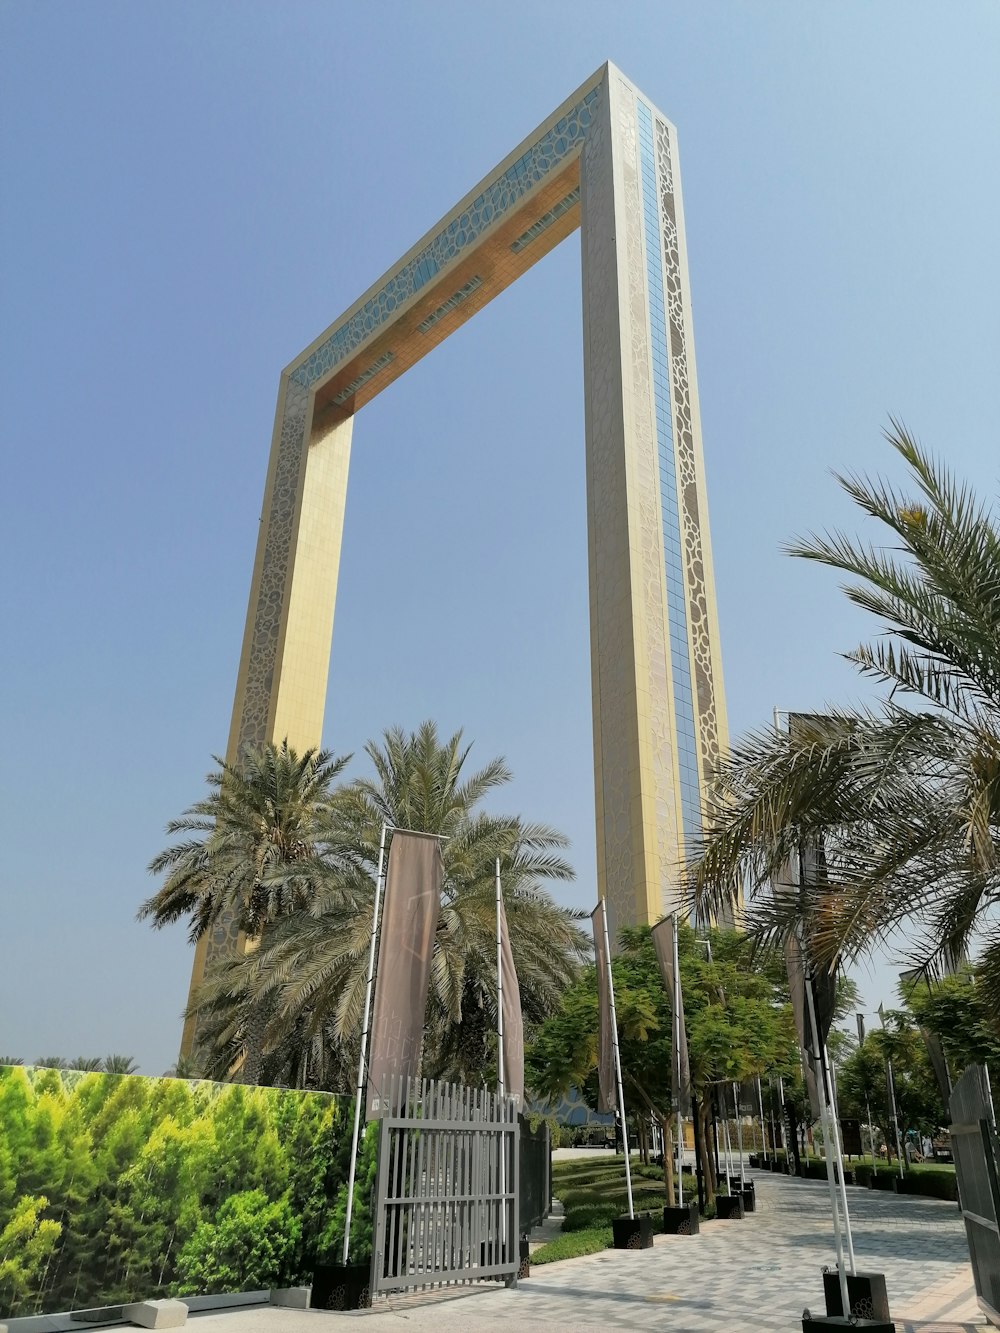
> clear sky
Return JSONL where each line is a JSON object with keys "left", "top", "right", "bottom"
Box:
{"left": 2, "top": 1, "right": 998, "bottom": 1074}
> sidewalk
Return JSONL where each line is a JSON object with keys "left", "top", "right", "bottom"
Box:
{"left": 188, "top": 1170, "right": 985, "bottom": 1331}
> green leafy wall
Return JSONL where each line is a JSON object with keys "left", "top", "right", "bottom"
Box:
{"left": 0, "top": 1065, "right": 374, "bottom": 1318}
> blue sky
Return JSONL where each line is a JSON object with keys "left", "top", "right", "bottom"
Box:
{"left": 2, "top": 2, "right": 998, "bottom": 1074}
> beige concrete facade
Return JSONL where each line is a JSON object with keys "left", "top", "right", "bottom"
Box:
{"left": 182, "top": 63, "right": 727, "bottom": 1052}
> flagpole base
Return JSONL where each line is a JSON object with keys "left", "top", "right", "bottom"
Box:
{"left": 802, "top": 1318, "right": 895, "bottom": 1332}
{"left": 822, "top": 1270, "right": 891, "bottom": 1322}
{"left": 310, "top": 1263, "right": 371, "bottom": 1311}
{"left": 715, "top": 1193, "right": 745, "bottom": 1220}
{"left": 611, "top": 1213, "right": 655, "bottom": 1249}
{"left": 662, "top": 1203, "right": 699, "bottom": 1235}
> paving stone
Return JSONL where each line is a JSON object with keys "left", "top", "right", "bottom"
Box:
{"left": 186, "top": 1172, "right": 985, "bottom": 1331}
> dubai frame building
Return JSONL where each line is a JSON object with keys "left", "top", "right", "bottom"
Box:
{"left": 182, "top": 62, "right": 728, "bottom": 1052}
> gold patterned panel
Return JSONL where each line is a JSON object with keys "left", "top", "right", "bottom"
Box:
{"left": 654, "top": 118, "right": 725, "bottom": 790}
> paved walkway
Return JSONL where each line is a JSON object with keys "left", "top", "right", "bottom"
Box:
{"left": 189, "top": 1170, "right": 985, "bottom": 1332}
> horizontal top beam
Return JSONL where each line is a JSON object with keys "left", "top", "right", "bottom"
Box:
{"left": 286, "top": 65, "right": 615, "bottom": 430}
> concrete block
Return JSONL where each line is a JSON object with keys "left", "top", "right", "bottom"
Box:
{"left": 270, "top": 1286, "right": 311, "bottom": 1308}
{"left": 122, "top": 1299, "right": 188, "bottom": 1328}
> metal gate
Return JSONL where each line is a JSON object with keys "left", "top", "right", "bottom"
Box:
{"left": 950, "top": 1064, "right": 1000, "bottom": 1325}
{"left": 370, "top": 1076, "right": 519, "bottom": 1299}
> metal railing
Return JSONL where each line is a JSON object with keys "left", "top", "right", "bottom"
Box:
{"left": 950, "top": 1064, "right": 1000, "bottom": 1324}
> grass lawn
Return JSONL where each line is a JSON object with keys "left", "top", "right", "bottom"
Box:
{"left": 530, "top": 1155, "right": 701, "bottom": 1266}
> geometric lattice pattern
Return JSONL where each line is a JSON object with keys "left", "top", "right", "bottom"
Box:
{"left": 289, "top": 91, "right": 600, "bottom": 390}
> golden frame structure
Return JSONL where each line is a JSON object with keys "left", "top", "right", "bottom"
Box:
{"left": 182, "top": 63, "right": 728, "bottom": 1054}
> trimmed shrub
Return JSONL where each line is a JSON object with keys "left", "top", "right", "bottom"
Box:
{"left": 895, "top": 1170, "right": 958, "bottom": 1202}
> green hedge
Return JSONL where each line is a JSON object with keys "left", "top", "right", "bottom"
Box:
{"left": 852, "top": 1162, "right": 957, "bottom": 1200}
{"left": 531, "top": 1226, "right": 613, "bottom": 1265}
{"left": 895, "top": 1170, "right": 959, "bottom": 1201}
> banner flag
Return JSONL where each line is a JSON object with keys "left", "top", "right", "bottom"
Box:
{"left": 497, "top": 885, "right": 524, "bottom": 1107}
{"left": 651, "top": 917, "right": 692, "bottom": 1114}
{"left": 591, "top": 904, "right": 616, "bottom": 1113}
{"left": 366, "top": 831, "right": 443, "bottom": 1116}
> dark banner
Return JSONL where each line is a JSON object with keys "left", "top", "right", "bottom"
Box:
{"left": 497, "top": 885, "right": 524, "bottom": 1107}
{"left": 840, "top": 1117, "right": 863, "bottom": 1156}
{"left": 591, "top": 904, "right": 615, "bottom": 1113}
{"left": 367, "top": 831, "right": 443, "bottom": 1117}
{"left": 0, "top": 1066, "right": 366, "bottom": 1321}
{"left": 650, "top": 916, "right": 691, "bottom": 1114}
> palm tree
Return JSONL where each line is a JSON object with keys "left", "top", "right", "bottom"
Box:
{"left": 68, "top": 1057, "right": 104, "bottom": 1071}
{"left": 188, "top": 722, "right": 589, "bottom": 1088}
{"left": 141, "top": 741, "right": 350, "bottom": 940}
{"left": 141, "top": 740, "right": 350, "bottom": 1080}
{"left": 102, "top": 1054, "right": 138, "bottom": 1074}
{"left": 687, "top": 423, "right": 1000, "bottom": 990}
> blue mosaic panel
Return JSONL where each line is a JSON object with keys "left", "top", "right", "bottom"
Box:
{"left": 290, "top": 89, "right": 600, "bottom": 389}
{"left": 637, "top": 99, "right": 703, "bottom": 853}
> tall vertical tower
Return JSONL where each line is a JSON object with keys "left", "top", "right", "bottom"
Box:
{"left": 180, "top": 64, "right": 726, "bottom": 1054}
{"left": 581, "top": 71, "right": 728, "bottom": 938}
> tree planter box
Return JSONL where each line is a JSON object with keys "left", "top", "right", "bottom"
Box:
{"left": 748, "top": 1153, "right": 760, "bottom": 1168}
{"left": 823, "top": 1270, "right": 891, "bottom": 1322}
{"left": 310, "top": 1263, "right": 371, "bottom": 1311}
{"left": 663, "top": 1202, "right": 700, "bottom": 1235}
{"left": 870, "top": 1172, "right": 897, "bottom": 1191}
{"left": 611, "top": 1212, "right": 655, "bottom": 1249}
{"left": 716, "top": 1193, "right": 745, "bottom": 1220}
{"left": 741, "top": 1185, "right": 756, "bottom": 1213}
{"left": 802, "top": 1317, "right": 895, "bottom": 1332}
{"left": 518, "top": 1236, "right": 530, "bottom": 1279}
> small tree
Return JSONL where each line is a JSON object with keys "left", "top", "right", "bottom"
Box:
{"left": 527, "top": 924, "right": 800, "bottom": 1206}
{"left": 0, "top": 1195, "right": 62, "bottom": 1315}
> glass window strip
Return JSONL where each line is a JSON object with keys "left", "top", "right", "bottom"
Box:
{"left": 637, "top": 100, "right": 702, "bottom": 846}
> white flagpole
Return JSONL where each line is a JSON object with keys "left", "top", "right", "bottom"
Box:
{"left": 866, "top": 1097, "right": 878, "bottom": 1177}
{"left": 496, "top": 856, "right": 508, "bottom": 1254}
{"left": 757, "top": 1076, "right": 768, "bottom": 1161}
{"left": 803, "top": 955, "right": 852, "bottom": 1315}
{"left": 601, "top": 898, "right": 634, "bottom": 1218}
{"left": 722, "top": 1093, "right": 734, "bottom": 1188}
{"left": 671, "top": 912, "right": 684, "bottom": 1207}
{"left": 733, "top": 1082, "right": 746, "bottom": 1186}
{"left": 342, "top": 821, "right": 388, "bottom": 1266}
{"left": 877, "top": 1007, "right": 906, "bottom": 1178}
{"left": 496, "top": 856, "right": 505, "bottom": 1099}
{"left": 777, "top": 1075, "right": 789, "bottom": 1167}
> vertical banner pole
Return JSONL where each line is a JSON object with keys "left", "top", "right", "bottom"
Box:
{"left": 343, "top": 821, "right": 388, "bottom": 1266}
{"left": 601, "top": 899, "right": 634, "bottom": 1218}
{"left": 826, "top": 1053, "right": 857, "bottom": 1271}
{"left": 722, "top": 1101, "right": 734, "bottom": 1186}
{"left": 877, "top": 1008, "right": 906, "bottom": 1178}
{"left": 777, "top": 1075, "right": 789, "bottom": 1167}
{"left": 803, "top": 955, "right": 850, "bottom": 1313}
{"left": 733, "top": 1082, "right": 745, "bottom": 1186}
{"left": 672, "top": 912, "right": 684, "bottom": 1206}
{"left": 887, "top": 1057, "right": 905, "bottom": 1178}
{"left": 496, "top": 856, "right": 508, "bottom": 1254}
{"left": 496, "top": 857, "right": 505, "bottom": 1100}
{"left": 757, "top": 1076, "right": 768, "bottom": 1161}
{"left": 866, "top": 1098, "right": 878, "bottom": 1177}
